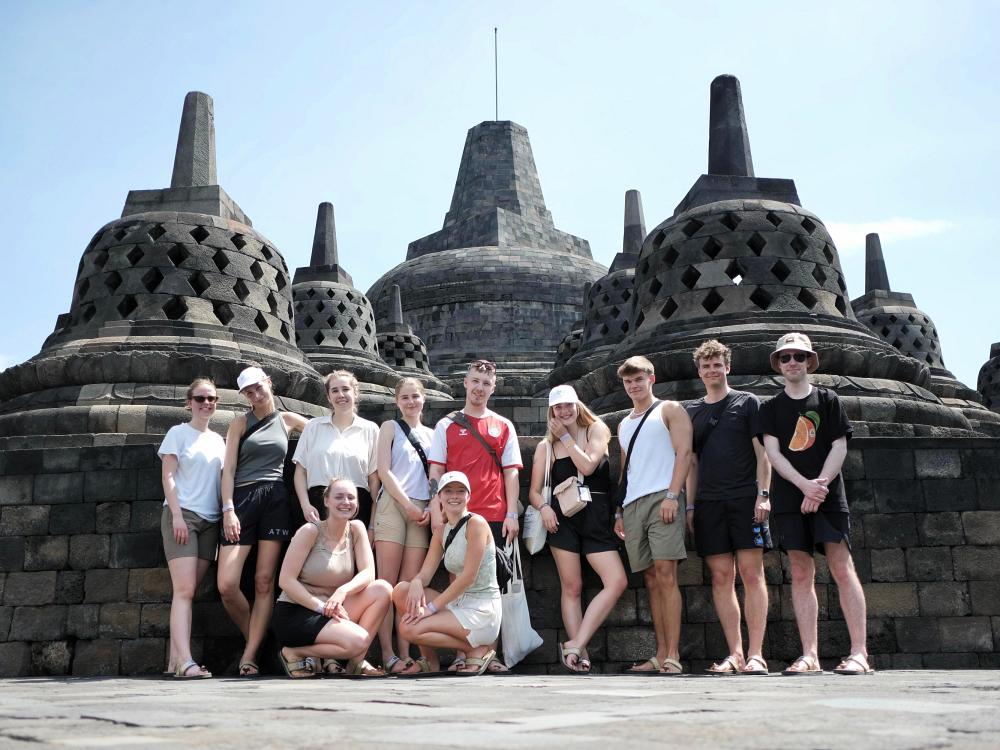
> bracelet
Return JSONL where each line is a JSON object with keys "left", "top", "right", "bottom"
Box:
{"left": 314, "top": 602, "right": 325, "bottom": 614}
{"left": 221, "top": 505, "right": 235, "bottom": 513}
{"left": 505, "top": 512, "right": 518, "bottom": 520}
{"left": 426, "top": 601, "right": 438, "bottom": 614}
{"left": 614, "top": 512, "right": 623, "bottom": 520}
{"left": 686, "top": 507, "right": 695, "bottom": 512}
{"left": 559, "top": 433, "right": 572, "bottom": 444}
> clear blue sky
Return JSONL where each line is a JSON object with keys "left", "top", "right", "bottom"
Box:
{"left": 2, "top": 1, "right": 998, "bottom": 390}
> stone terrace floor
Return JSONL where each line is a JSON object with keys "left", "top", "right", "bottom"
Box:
{"left": 1, "top": 670, "right": 999, "bottom": 749}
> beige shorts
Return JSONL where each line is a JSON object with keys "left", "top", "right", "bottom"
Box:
{"left": 160, "top": 507, "right": 219, "bottom": 561}
{"left": 622, "top": 489, "right": 687, "bottom": 572}
{"left": 372, "top": 492, "right": 430, "bottom": 549}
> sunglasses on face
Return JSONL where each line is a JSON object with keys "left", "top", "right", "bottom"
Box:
{"left": 778, "top": 352, "right": 810, "bottom": 364}
{"left": 469, "top": 359, "right": 497, "bottom": 373}
{"left": 191, "top": 395, "right": 219, "bottom": 403}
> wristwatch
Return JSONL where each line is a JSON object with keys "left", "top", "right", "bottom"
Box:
{"left": 665, "top": 490, "right": 679, "bottom": 501}
{"left": 758, "top": 489, "right": 770, "bottom": 497}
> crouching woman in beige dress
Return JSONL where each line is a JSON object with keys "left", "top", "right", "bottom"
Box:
{"left": 392, "top": 471, "right": 501, "bottom": 676}
{"left": 273, "top": 477, "right": 392, "bottom": 678}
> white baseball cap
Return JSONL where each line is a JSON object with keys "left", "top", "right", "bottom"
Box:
{"left": 438, "top": 471, "right": 471, "bottom": 493}
{"left": 236, "top": 366, "right": 269, "bottom": 391}
{"left": 548, "top": 384, "right": 580, "bottom": 406}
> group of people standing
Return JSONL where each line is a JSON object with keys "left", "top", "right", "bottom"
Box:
{"left": 158, "top": 331, "right": 873, "bottom": 679}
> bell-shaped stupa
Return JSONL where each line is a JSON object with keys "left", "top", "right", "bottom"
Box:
{"left": 545, "top": 190, "right": 646, "bottom": 388}
{"left": 0, "top": 92, "right": 326, "bottom": 440}
{"left": 366, "top": 120, "right": 607, "bottom": 394}
{"left": 292, "top": 202, "right": 401, "bottom": 403}
{"left": 556, "top": 75, "right": 973, "bottom": 435}
{"left": 851, "top": 233, "right": 997, "bottom": 429}
{"left": 375, "top": 284, "right": 451, "bottom": 398}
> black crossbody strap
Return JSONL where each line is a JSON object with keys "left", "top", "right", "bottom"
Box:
{"left": 621, "top": 400, "right": 661, "bottom": 481}
{"left": 395, "top": 418, "right": 430, "bottom": 477}
{"left": 448, "top": 411, "right": 503, "bottom": 471}
{"left": 694, "top": 394, "right": 732, "bottom": 455}
{"left": 444, "top": 514, "right": 472, "bottom": 552}
{"left": 238, "top": 411, "right": 278, "bottom": 453}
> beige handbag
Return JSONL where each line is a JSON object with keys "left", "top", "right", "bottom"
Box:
{"left": 553, "top": 429, "right": 592, "bottom": 517}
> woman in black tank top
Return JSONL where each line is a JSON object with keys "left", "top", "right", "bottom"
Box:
{"left": 527, "top": 385, "right": 627, "bottom": 673}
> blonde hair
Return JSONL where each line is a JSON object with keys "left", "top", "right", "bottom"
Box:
{"left": 323, "top": 476, "right": 359, "bottom": 519}
{"left": 692, "top": 339, "right": 731, "bottom": 366}
{"left": 617, "top": 355, "right": 655, "bottom": 378}
{"left": 394, "top": 377, "right": 425, "bottom": 398}
{"left": 545, "top": 402, "right": 602, "bottom": 444}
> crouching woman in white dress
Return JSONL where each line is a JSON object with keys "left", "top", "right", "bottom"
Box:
{"left": 392, "top": 471, "right": 501, "bottom": 676}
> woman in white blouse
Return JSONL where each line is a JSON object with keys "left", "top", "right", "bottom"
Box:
{"left": 293, "top": 371, "right": 381, "bottom": 530}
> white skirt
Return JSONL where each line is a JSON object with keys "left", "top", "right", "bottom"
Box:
{"left": 447, "top": 592, "right": 501, "bottom": 647}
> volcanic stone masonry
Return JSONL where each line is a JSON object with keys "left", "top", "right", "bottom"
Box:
{"left": 0, "top": 81, "right": 999, "bottom": 675}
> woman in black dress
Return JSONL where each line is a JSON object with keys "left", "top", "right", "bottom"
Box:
{"left": 527, "top": 385, "right": 627, "bottom": 672}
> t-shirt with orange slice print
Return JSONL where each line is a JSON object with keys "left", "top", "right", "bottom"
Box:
{"left": 759, "top": 387, "right": 853, "bottom": 514}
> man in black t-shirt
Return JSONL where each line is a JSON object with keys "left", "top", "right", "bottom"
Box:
{"left": 759, "top": 332, "right": 872, "bottom": 676}
{"left": 685, "top": 340, "right": 772, "bottom": 675}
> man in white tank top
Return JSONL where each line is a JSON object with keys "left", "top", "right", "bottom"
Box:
{"left": 614, "top": 355, "right": 693, "bottom": 674}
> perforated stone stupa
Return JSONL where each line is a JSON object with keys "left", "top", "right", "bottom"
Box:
{"left": 851, "top": 233, "right": 997, "bottom": 430}
{"left": 367, "top": 120, "right": 607, "bottom": 393}
{"left": 979, "top": 343, "right": 1000, "bottom": 413}
{"left": 553, "top": 75, "right": 972, "bottom": 435}
{"left": 291, "top": 202, "right": 400, "bottom": 403}
{"left": 376, "top": 284, "right": 450, "bottom": 397}
{"left": 546, "top": 190, "right": 646, "bottom": 387}
{"left": 0, "top": 92, "right": 326, "bottom": 440}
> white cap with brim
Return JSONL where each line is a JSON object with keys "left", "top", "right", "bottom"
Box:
{"left": 548, "top": 384, "right": 580, "bottom": 407}
{"left": 769, "top": 332, "right": 819, "bottom": 374}
{"left": 237, "top": 366, "right": 268, "bottom": 391}
{"left": 438, "top": 471, "right": 471, "bottom": 494}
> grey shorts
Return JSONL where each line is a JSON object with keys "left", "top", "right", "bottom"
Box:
{"left": 622, "top": 489, "right": 687, "bottom": 573}
{"left": 160, "top": 507, "right": 218, "bottom": 561}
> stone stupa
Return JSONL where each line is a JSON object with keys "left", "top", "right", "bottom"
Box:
{"left": 552, "top": 75, "right": 973, "bottom": 436}
{"left": 291, "top": 202, "right": 401, "bottom": 404}
{"left": 366, "top": 120, "right": 607, "bottom": 394}
{"left": 0, "top": 91, "right": 326, "bottom": 441}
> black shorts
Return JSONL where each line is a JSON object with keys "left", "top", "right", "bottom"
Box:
{"left": 693, "top": 496, "right": 761, "bottom": 557}
{"left": 222, "top": 481, "right": 292, "bottom": 546}
{"left": 356, "top": 487, "right": 374, "bottom": 528}
{"left": 771, "top": 510, "right": 851, "bottom": 555}
{"left": 486, "top": 520, "right": 507, "bottom": 549}
{"left": 272, "top": 600, "right": 329, "bottom": 648}
{"left": 548, "top": 491, "right": 621, "bottom": 556}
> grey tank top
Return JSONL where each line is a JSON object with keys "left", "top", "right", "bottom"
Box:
{"left": 443, "top": 516, "right": 499, "bottom": 599}
{"left": 234, "top": 411, "right": 289, "bottom": 485}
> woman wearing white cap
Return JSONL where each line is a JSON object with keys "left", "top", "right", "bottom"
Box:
{"left": 391, "top": 471, "right": 501, "bottom": 675}
{"left": 218, "top": 366, "right": 308, "bottom": 677}
{"left": 527, "top": 384, "right": 627, "bottom": 673}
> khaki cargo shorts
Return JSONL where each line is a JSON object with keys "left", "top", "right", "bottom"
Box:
{"left": 373, "top": 492, "right": 430, "bottom": 549}
{"left": 622, "top": 489, "right": 687, "bottom": 572}
{"left": 160, "top": 506, "right": 218, "bottom": 561}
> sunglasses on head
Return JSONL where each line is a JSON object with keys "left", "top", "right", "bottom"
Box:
{"left": 778, "top": 352, "right": 810, "bottom": 364}
{"left": 191, "top": 395, "right": 219, "bottom": 403}
{"left": 469, "top": 359, "right": 497, "bottom": 373}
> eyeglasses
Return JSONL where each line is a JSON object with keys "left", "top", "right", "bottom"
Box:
{"left": 469, "top": 359, "right": 497, "bottom": 373}
{"left": 778, "top": 352, "right": 809, "bottom": 364}
{"left": 191, "top": 395, "right": 219, "bottom": 403}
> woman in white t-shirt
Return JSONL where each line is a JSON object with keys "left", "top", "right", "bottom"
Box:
{"left": 373, "top": 377, "right": 434, "bottom": 673}
{"left": 158, "top": 377, "right": 226, "bottom": 679}
{"left": 292, "top": 371, "right": 380, "bottom": 530}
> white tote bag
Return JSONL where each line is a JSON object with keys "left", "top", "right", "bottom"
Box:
{"left": 500, "top": 542, "right": 543, "bottom": 668}
{"left": 521, "top": 441, "right": 550, "bottom": 555}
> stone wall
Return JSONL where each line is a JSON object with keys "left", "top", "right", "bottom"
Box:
{"left": 1, "top": 437, "right": 998, "bottom": 675}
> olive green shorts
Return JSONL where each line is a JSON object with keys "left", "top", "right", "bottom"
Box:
{"left": 622, "top": 489, "right": 687, "bottom": 573}
{"left": 160, "top": 507, "right": 219, "bottom": 561}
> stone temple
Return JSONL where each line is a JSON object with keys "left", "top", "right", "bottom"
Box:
{"left": 1, "top": 81, "right": 999, "bottom": 676}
